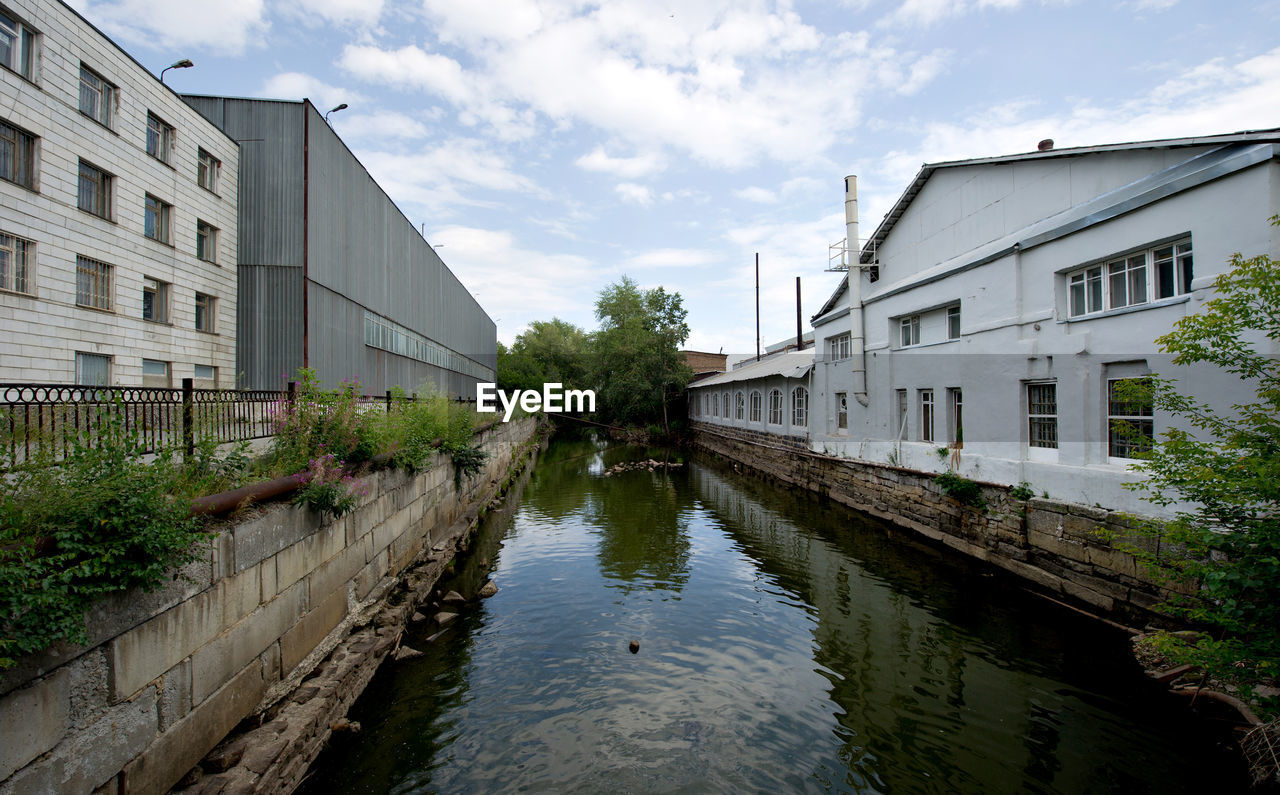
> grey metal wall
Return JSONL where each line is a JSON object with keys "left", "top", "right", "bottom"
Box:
{"left": 302, "top": 102, "right": 497, "bottom": 390}
{"left": 182, "top": 96, "right": 496, "bottom": 394}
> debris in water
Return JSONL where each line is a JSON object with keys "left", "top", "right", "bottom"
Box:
{"left": 479, "top": 581, "right": 499, "bottom": 598}
{"left": 629, "top": 640, "right": 640, "bottom": 654}
{"left": 330, "top": 718, "right": 362, "bottom": 733}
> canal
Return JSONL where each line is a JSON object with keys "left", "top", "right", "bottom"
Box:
{"left": 302, "top": 432, "right": 1247, "bottom": 792}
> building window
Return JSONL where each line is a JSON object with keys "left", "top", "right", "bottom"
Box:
{"left": 894, "top": 389, "right": 907, "bottom": 439}
{"left": 919, "top": 389, "right": 934, "bottom": 442}
{"left": 900, "top": 315, "right": 920, "bottom": 347}
{"left": 142, "top": 277, "right": 168, "bottom": 323}
{"left": 749, "top": 391, "right": 762, "bottom": 422}
{"left": 75, "top": 352, "right": 110, "bottom": 385}
{"left": 194, "top": 364, "right": 217, "bottom": 385}
{"left": 196, "top": 221, "right": 217, "bottom": 262}
{"left": 734, "top": 391, "right": 744, "bottom": 420}
{"left": 826, "top": 333, "right": 851, "bottom": 361}
{"left": 768, "top": 389, "right": 783, "bottom": 425}
{"left": 197, "top": 148, "right": 220, "bottom": 192}
{"left": 0, "top": 119, "right": 36, "bottom": 189}
{"left": 836, "top": 392, "right": 848, "bottom": 430}
{"left": 711, "top": 392, "right": 719, "bottom": 417}
{"left": 1108, "top": 378, "right": 1153, "bottom": 458}
{"left": 1028, "top": 382, "right": 1057, "bottom": 449}
{"left": 75, "top": 255, "right": 112, "bottom": 310}
{"left": 0, "top": 231, "right": 32, "bottom": 295}
{"left": 1068, "top": 240, "right": 1193, "bottom": 318}
{"left": 77, "top": 160, "right": 112, "bottom": 220}
{"left": 792, "top": 387, "right": 808, "bottom": 427}
{"left": 0, "top": 10, "right": 37, "bottom": 81}
{"left": 947, "top": 305, "right": 960, "bottom": 340}
{"left": 948, "top": 387, "right": 963, "bottom": 445}
{"left": 144, "top": 194, "right": 171, "bottom": 244}
{"left": 146, "top": 112, "right": 174, "bottom": 163}
{"left": 78, "top": 64, "right": 115, "bottom": 128}
{"left": 194, "top": 292, "right": 215, "bottom": 332}
{"left": 722, "top": 392, "right": 730, "bottom": 420}
{"left": 141, "top": 358, "right": 170, "bottom": 387}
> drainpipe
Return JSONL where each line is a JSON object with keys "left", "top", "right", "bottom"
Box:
{"left": 846, "top": 175, "right": 869, "bottom": 407}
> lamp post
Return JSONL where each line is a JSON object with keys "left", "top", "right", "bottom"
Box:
{"left": 325, "top": 103, "right": 348, "bottom": 123}
{"left": 160, "top": 59, "right": 194, "bottom": 84}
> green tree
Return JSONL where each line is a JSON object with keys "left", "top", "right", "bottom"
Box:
{"left": 590, "top": 276, "right": 692, "bottom": 428}
{"left": 497, "top": 318, "right": 590, "bottom": 394}
{"left": 1126, "top": 215, "right": 1280, "bottom": 715}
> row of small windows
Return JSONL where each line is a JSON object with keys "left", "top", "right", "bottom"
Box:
{"left": 73, "top": 158, "right": 220, "bottom": 260}
{"left": 0, "top": 234, "right": 218, "bottom": 331}
{"left": 76, "top": 351, "right": 217, "bottom": 387}
{"left": 363, "top": 310, "right": 494, "bottom": 382}
{"left": 1067, "top": 240, "right": 1192, "bottom": 318}
{"left": 890, "top": 380, "right": 1150, "bottom": 459}
{"left": 692, "top": 386, "right": 808, "bottom": 427}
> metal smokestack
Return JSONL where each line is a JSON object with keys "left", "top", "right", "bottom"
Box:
{"left": 846, "top": 176, "right": 869, "bottom": 407}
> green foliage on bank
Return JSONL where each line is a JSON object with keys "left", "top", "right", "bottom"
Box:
{"left": 1123, "top": 215, "right": 1280, "bottom": 717}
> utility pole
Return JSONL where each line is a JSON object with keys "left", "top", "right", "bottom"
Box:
{"left": 755, "top": 253, "right": 761, "bottom": 362}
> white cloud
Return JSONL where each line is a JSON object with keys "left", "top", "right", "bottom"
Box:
{"left": 278, "top": 0, "right": 385, "bottom": 27}
{"left": 615, "top": 183, "right": 655, "bottom": 206}
{"left": 882, "top": 0, "right": 1029, "bottom": 27}
{"left": 623, "top": 249, "right": 720, "bottom": 269}
{"left": 334, "top": 110, "right": 431, "bottom": 140}
{"left": 71, "top": 0, "right": 268, "bottom": 55}
{"left": 735, "top": 186, "right": 778, "bottom": 203}
{"left": 259, "top": 72, "right": 360, "bottom": 111}
{"left": 575, "top": 147, "right": 666, "bottom": 179}
{"left": 356, "top": 139, "right": 543, "bottom": 215}
{"left": 339, "top": 44, "right": 471, "bottom": 102}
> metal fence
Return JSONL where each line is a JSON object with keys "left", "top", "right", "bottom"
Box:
{"left": 1, "top": 381, "right": 482, "bottom": 467}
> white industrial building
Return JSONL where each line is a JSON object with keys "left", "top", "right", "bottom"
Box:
{"left": 0, "top": 0, "right": 239, "bottom": 386}
{"left": 807, "top": 129, "right": 1280, "bottom": 514}
{"left": 688, "top": 350, "right": 814, "bottom": 450}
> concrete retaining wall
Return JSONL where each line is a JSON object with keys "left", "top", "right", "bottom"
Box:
{"left": 0, "top": 417, "right": 541, "bottom": 795}
{"left": 691, "top": 421, "right": 1177, "bottom": 621}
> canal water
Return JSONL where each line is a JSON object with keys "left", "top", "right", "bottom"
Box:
{"left": 302, "top": 433, "right": 1247, "bottom": 793}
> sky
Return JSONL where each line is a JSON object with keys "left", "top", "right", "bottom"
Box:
{"left": 66, "top": 0, "right": 1280, "bottom": 354}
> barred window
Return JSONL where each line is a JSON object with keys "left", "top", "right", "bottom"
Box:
{"left": 77, "top": 160, "right": 111, "bottom": 219}
{"left": 75, "top": 255, "right": 112, "bottom": 310}
{"left": 792, "top": 386, "right": 808, "bottom": 427}
{"left": 749, "top": 390, "right": 761, "bottom": 422}
{"left": 768, "top": 388, "right": 783, "bottom": 425}
{"left": 0, "top": 119, "right": 36, "bottom": 189}
{"left": 1027, "top": 383, "right": 1057, "bottom": 449}
{"left": 734, "top": 391, "right": 744, "bottom": 420}
{"left": 0, "top": 231, "right": 33, "bottom": 294}
{"left": 1108, "top": 378, "right": 1153, "bottom": 458}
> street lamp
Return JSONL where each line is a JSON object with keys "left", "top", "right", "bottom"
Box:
{"left": 325, "top": 103, "right": 348, "bottom": 123}
{"left": 160, "top": 59, "right": 194, "bottom": 84}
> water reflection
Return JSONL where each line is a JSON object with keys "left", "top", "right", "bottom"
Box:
{"left": 302, "top": 435, "right": 1247, "bottom": 794}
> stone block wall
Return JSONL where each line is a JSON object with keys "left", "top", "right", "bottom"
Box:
{"left": 693, "top": 423, "right": 1173, "bottom": 621}
{"left": 0, "top": 417, "right": 540, "bottom": 794}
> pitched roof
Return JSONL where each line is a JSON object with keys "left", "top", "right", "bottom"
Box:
{"left": 687, "top": 351, "right": 814, "bottom": 389}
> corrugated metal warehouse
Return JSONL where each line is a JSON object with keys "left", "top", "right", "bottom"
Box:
{"left": 181, "top": 95, "right": 496, "bottom": 396}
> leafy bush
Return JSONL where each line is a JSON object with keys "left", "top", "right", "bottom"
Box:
{"left": 444, "top": 442, "right": 489, "bottom": 485}
{"left": 935, "top": 471, "right": 987, "bottom": 511}
{"left": 267, "top": 370, "right": 372, "bottom": 476}
{"left": 1009, "top": 481, "right": 1035, "bottom": 501}
{"left": 0, "top": 414, "right": 203, "bottom": 670}
{"left": 293, "top": 453, "right": 364, "bottom": 517}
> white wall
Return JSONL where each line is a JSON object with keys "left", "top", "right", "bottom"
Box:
{"left": 0, "top": 0, "right": 239, "bottom": 386}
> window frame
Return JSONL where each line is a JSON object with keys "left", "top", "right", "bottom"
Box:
{"left": 142, "top": 276, "right": 169, "bottom": 323}
{"left": 947, "top": 387, "right": 963, "bottom": 446}
{"left": 0, "top": 9, "right": 38, "bottom": 82}
{"left": 1027, "top": 382, "right": 1058, "bottom": 450}
{"left": 0, "top": 230, "right": 32, "bottom": 295}
{"left": 826, "top": 332, "right": 851, "bottom": 361}
{"left": 791, "top": 386, "right": 808, "bottom": 427}
{"left": 197, "top": 148, "right": 220, "bottom": 193}
{"left": 946, "top": 305, "right": 960, "bottom": 341}
{"left": 711, "top": 392, "right": 719, "bottom": 418}
{"left": 749, "top": 390, "right": 762, "bottom": 423}
{"left": 194, "top": 292, "right": 215, "bottom": 333}
{"left": 146, "top": 112, "right": 175, "bottom": 164}
{"left": 141, "top": 358, "right": 171, "bottom": 387}
{"left": 894, "top": 389, "right": 907, "bottom": 440}
{"left": 144, "top": 194, "right": 172, "bottom": 244}
{"left": 0, "top": 118, "right": 36, "bottom": 190}
{"left": 75, "top": 255, "right": 112, "bottom": 311}
{"left": 919, "top": 388, "right": 934, "bottom": 442}
{"left": 1067, "top": 239, "right": 1193, "bottom": 319}
{"left": 77, "top": 159, "right": 112, "bottom": 220}
{"left": 836, "top": 391, "right": 848, "bottom": 430}
{"left": 193, "top": 364, "right": 217, "bottom": 384}
{"left": 78, "top": 63, "right": 115, "bottom": 128}
{"left": 75, "top": 352, "right": 111, "bottom": 386}
{"left": 1107, "top": 377, "right": 1154, "bottom": 460}
{"left": 767, "top": 388, "right": 783, "bottom": 425}
{"left": 900, "top": 315, "right": 920, "bottom": 347}
{"left": 196, "top": 220, "right": 217, "bottom": 263}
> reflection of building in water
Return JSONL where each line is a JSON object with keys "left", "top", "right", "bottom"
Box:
{"left": 690, "top": 463, "right": 1144, "bottom": 792}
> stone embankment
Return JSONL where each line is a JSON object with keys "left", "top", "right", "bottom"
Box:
{"left": 691, "top": 421, "right": 1177, "bottom": 623}
{"left": 0, "top": 417, "right": 544, "bottom": 795}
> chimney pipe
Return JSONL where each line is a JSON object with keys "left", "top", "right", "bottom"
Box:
{"left": 846, "top": 176, "right": 869, "bottom": 407}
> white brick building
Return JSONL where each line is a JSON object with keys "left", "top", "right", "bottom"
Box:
{"left": 0, "top": 0, "right": 238, "bottom": 387}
